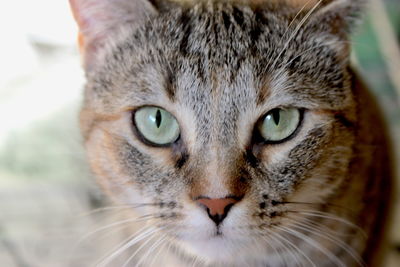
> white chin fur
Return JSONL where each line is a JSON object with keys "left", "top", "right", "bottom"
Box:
{"left": 172, "top": 208, "right": 270, "bottom": 265}
{"left": 174, "top": 234, "right": 276, "bottom": 266}
{"left": 181, "top": 237, "right": 236, "bottom": 262}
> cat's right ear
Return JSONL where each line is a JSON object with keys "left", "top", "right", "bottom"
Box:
{"left": 69, "top": 0, "right": 157, "bottom": 71}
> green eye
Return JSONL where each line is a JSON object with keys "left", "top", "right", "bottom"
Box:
{"left": 134, "top": 106, "right": 180, "bottom": 146}
{"left": 258, "top": 108, "right": 301, "bottom": 142}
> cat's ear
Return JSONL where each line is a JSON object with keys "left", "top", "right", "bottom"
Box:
{"left": 310, "top": 0, "right": 366, "bottom": 36}
{"left": 69, "top": 0, "right": 157, "bottom": 70}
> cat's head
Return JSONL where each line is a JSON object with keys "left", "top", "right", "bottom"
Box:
{"left": 71, "top": 0, "right": 363, "bottom": 264}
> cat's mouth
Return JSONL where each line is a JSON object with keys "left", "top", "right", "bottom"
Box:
{"left": 215, "top": 227, "right": 223, "bottom": 236}
{"left": 169, "top": 205, "right": 252, "bottom": 261}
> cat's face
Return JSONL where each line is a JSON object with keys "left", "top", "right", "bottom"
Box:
{"left": 72, "top": 0, "right": 362, "bottom": 264}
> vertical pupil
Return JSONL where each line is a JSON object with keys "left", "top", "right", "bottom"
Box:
{"left": 155, "top": 109, "right": 162, "bottom": 128}
{"left": 272, "top": 109, "right": 280, "bottom": 125}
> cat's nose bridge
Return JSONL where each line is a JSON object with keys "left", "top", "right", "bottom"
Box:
{"left": 188, "top": 146, "right": 249, "bottom": 202}
{"left": 203, "top": 143, "right": 237, "bottom": 164}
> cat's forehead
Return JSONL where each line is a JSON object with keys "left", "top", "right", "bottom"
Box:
{"left": 90, "top": 1, "right": 350, "bottom": 114}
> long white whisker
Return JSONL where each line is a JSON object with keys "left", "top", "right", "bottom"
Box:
{"left": 148, "top": 237, "right": 169, "bottom": 267}
{"left": 276, "top": 225, "right": 346, "bottom": 267}
{"left": 275, "top": 232, "right": 302, "bottom": 266}
{"left": 92, "top": 231, "right": 141, "bottom": 267}
{"left": 286, "top": 213, "right": 355, "bottom": 238}
{"left": 264, "top": 0, "right": 315, "bottom": 74}
{"left": 190, "top": 252, "right": 199, "bottom": 267}
{"left": 135, "top": 233, "right": 169, "bottom": 267}
{"left": 272, "top": 39, "right": 354, "bottom": 80}
{"left": 262, "top": 230, "right": 299, "bottom": 266}
{"left": 76, "top": 202, "right": 161, "bottom": 218}
{"left": 97, "top": 223, "right": 136, "bottom": 242}
{"left": 268, "top": 229, "right": 316, "bottom": 267}
{"left": 96, "top": 226, "right": 158, "bottom": 267}
{"left": 121, "top": 230, "right": 161, "bottom": 267}
{"left": 164, "top": 238, "right": 175, "bottom": 265}
{"left": 76, "top": 215, "right": 157, "bottom": 248}
{"left": 282, "top": 0, "right": 314, "bottom": 39}
{"left": 269, "top": 0, "right": 322, "bottom": 72}
{"left": 290, "top": 222, "right": 365, "bottom": 266}
{"left": 288, "top": 210, "right": 366, "bottom": 237}
{"left": 77, "top": 205, "right": 137, "bottom": 218}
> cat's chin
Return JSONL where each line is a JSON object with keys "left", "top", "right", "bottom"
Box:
{"left": 176, "top": 237, "right": 244, "bottom": 264}
{"left": 174, "top": 234, "right": 267, "bottom": 265}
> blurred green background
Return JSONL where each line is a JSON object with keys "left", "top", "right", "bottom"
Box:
{"left": 0, "top": 0, "right": 399, "bottom": 266}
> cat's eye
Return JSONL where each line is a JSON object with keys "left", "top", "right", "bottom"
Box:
{"left": 133, "top": 106, "right": 180, "bottom": 146}
{"left": 258, "top": 108, "right": 301, "bottom": 143}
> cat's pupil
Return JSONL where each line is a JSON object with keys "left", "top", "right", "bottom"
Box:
{"left": 272, "top": 109, "right": 280, "bottom": 125}
{"left": 155, "top": 109, "right": 162, "bottom": 128}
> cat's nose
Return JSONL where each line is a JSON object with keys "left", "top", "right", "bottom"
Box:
{"left": 195, "top": 197, "right": 241, "bottom": 226}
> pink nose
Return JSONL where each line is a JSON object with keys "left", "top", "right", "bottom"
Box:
{"left": 196, "top": 197, "right": 240, "bottom": 225}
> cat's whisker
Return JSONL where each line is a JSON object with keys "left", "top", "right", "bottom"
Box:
{"left": 164, "top": 238, "right": 176, "bottom": 266}
{"left": 267, "top": 229, "right": 316, "bottom": 267}
{"left": 274, "top": 225, "right": 346, "bottom": 267}
{"left": 250, "top": 232, "right": 278, "bottom": 262}
{"left": 263, "top": 233, "right": 290, "bottom": 266}
{"left": 77, "top": 205, "right": 139, "bottom": 218}
{"left": 79, "top": 203, "right": 168, "bottom": 217}
{"left": 95, "top": 222, "right": 136, "bottom": 243}
{"left": 69, "top": 216, "right": 156, "bottom": 262}
{"left": 289, "top": 221, "right": 365, "bottom": 266}
{"left": 276, "top": 200, "right": 355, "bottom": 214}
{"left": 189, "top": 252, "right": 199, "bottom": 267}
{"left": 121, "top": 231, "right": 162, "bottom": 267}
{"left": 286, "top": 210, "right": 366, "bottom": 237}
{"left": 91, "top": 229, "right": 146, "bottom": 267}
{"left": 265, "top": 0, "right": 316, "bottom": 74}
{"left": 148, "top": 236, "right": 170, "bottom": 267}
{"left": 191, "top": 247, "right": 207, "bottom": 267}
{"left": 262, "top": 229, "right": 302, "bottom": 267}
{"left": 136, "top": 232, "right": 170, "bottom": 267}
{"left": 286, "top": 213, "right": 357, "bottom": 238}
{"left": 275, "top": 235, "right": 303, "bottom": 267}
{"left": 269, "top": 0, "right": 322, "bottom": 73}
{"left": 95, "top": 226, "right": 160, "bottom": 267}
{"left": 281, "top": 0, "right": 314, "bottom": 42}
{"left": 117, "top": 227, "right": 171, "bottom": 266}
{"left": 76, "top": 213, "right": 159, "bottom": 247}
{"left": 272, "top": 39, "right": 356, "bottom": 81}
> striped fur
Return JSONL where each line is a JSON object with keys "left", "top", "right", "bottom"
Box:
{"left": 71, "top": 0, "right": 393, "bottom": 266}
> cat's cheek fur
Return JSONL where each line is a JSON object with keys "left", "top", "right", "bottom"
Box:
{"left": 283, "top": 115, "right": 355, "bottom": 203}
{"left": 85, "top": 127, "right": 149, "bottom": 207}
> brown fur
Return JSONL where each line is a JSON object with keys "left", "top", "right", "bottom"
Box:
{"left": 70, "top": 0, "right": 393, "bottom": 266}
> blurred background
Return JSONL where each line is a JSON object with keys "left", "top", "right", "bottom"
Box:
{"left": 0, "top": 0, "right": 399, "bottom": 266}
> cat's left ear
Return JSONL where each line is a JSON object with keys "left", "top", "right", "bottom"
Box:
{"left": 310, "top": 0, "right": 366, "bottom": 37}
{"left": 69, "top": 0, "right": 158, "bottom": 70}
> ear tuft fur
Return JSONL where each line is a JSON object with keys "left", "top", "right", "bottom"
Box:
{"left": 277, "top": 0, "right": 366, "bottom": 36}
{"left": 311, "top": 0, "right": 367, "bottom": 35}
{"left": 69, "top": 0, "right": 157, "bottom": 70}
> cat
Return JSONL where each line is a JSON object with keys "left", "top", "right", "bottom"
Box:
{"left": 69, "top": 0, "right": 394, "bottom": 266}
